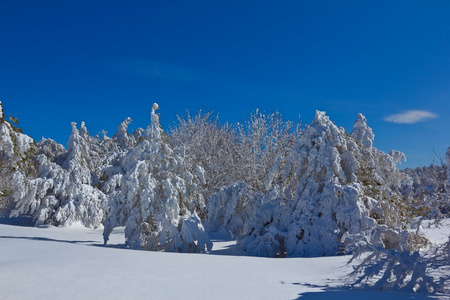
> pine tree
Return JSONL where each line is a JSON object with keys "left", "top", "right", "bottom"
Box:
{"left": 103, "top": 103, "right": 211, "bottom": 253}
{"left": 0, "top": 101, "right": 36, "bottom": 214}
{"left": 10, "top": 121, "right": 108, "bottom": 227}
{"left": 238, "top": 111, "right": 407, "bottom": 257}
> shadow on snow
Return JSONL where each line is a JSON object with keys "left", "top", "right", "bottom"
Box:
{"left": 292, "top": 283, "right": 448, "bottom": 300}
{"left": 0, "top": 215, "right": 35, "bottom": 227}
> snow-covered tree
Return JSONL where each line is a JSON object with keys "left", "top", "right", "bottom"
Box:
{"left": 103, "top": 104, "right": 211, "bottom": 253}
{"left": 342, "top": 150, "right": 450, "bottom": 293}
{"left": 61, "top": 121, "right": 98, "bottom": 185}
{"left": 0, "top": 101, "right": 36, "bottom": 214}
{"left": 0, "top": 102, "right": 35, "bottom": 167}
{"left": 351, "top": 113, "right": 375, "bottom": 148}
{"left": 234, "top": 109, "right": 296, "bottom": 192}
{"left": 170, "top": 109, "right": 296, "bottom": 197}
{"left": 400, "top": 147, "right": 449, "bottom": 219}
{"left": 3, "top": 98, "right": 447, "bottom": 265}
{"left": 10, "top": 121, "right": 109, "bottom": 227}
{"left": 169, "top": 110, "right": 239, "bottom": 197}
{"left": 112, "top": 117, "right": 135, "bottom": 149}
{"left": 237, "top": 111, "right": 407, "bottom": 257}
{"left": 344, "top": 225, "right": 445, "bottom": 293}
{"left": 37, "top": 138, "right": 67, "bottom": 164}
{"left": 10, "top": 155, "right": 108, "bottom": 227}
{"left": 205, "top": 182, "right": 285, "bottom": 238}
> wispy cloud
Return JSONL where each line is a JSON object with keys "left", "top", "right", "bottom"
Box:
{"left": 113, "top": 58, "right": 202, "bottom": 82}
{"left": 384, "top": 110, "right": 438, "bottom": 124}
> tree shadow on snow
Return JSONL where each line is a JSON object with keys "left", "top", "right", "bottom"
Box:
{"left": 0, "top": 215, "right": 35, "bottom": 226}
{"left": 93, "top": 243, "right": 128, "bottom": 249}
{"left": 0, "top": 234, "right": 129, "bottom": 250}
{"left": 0, "top": 235, "right": 98, "bottom": 245}
{"left": 292, "top": 283, "right": 447, "bottom": 300}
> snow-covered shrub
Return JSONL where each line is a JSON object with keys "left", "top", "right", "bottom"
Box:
{"left": 344, "top": 150, "right": 450, "bottom": 293}
{"left": 103, "top": 104, "right": 211, "bottom": 253}
{"left": 206, "top": 182, "right": 254, "bottom": 236}
{"left": 401, "top": 149, "right": 449, "bottom": 219}
{"left": 206, "top": 182, "right": 282, "bottom": 237}
{"left": 345, "top": 225, "right": 449, "bottom": 293}
{"left": 237, "top": 111, "right": 407, "bottom": 257}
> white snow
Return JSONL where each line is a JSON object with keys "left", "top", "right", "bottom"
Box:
{"left": 420, "top": 219, "right": 450, "bottom": 245}
{"left": 1, "top": 219, "right": 448, "bottom": 300}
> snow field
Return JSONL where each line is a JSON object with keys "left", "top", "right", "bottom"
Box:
{"left": 2, "top": 222, "right": 449, "bottom": 300}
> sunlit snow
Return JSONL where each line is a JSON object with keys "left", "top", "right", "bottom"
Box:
{"left": 1, "top": 218, "right": 448, "bottom": 300}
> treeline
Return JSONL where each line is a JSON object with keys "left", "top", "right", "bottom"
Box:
{"left": 0, "top": 101, "right": 449, "bottom": 291}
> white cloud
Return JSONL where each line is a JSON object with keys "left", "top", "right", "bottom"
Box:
{"left": 384, "top": 110, "right": 438, "bottom": 124}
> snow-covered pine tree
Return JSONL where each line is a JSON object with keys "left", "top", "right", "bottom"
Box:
{"left": 62, "top": 121, "right": 98, "bottom": 185}
{"left": 10, "top": 121, "right": 108, "bottom": 227}
{"left": 0, "top": 101, "right": 37, "bottom": 214}
{"left": 0, "top": 102, "right": 35, "bottom": 168}
{"left": 237, "top": 111, "right": 407, "bottom": 257}
{"left": 351, "top": 113, "right": 374, "bottom": 148}
{"left": 103, "top": 103, "right": 211, "bottom": 253}
{"left": 112, "top": 117, "right": 135, "bottom": 149}
{"left": 37, "top": 138, "right": 67, "bottom": 164}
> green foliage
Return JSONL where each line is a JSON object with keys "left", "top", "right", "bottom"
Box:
{"left": 17, "top": 144, "right": 38, "bottom": 178}
{"left": 0, "top": 157, "right": 14, "bottom": 214}
{"left": 0, "top": 104, "right": 37, "bottom": 215}
{"left": 9, "top": 116, "right": 19, "bottom": 125}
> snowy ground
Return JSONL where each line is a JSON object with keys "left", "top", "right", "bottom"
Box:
{"left": 0, "top": 217, "right": 449, "bottom": 300}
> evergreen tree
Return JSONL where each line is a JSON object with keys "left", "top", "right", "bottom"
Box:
{"left": 10, "top": 121, "right": 108, "bottom": 227}
{"left": 0, "top": 101, "right": 36, "bottom": 214}
{"left": 103, "top": 104, "right": 211, "bottom": 253}
{"left": 237, "top": 111, "right": 406, "bottom": 257}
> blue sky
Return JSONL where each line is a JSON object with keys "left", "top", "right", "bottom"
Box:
{"left": 1, "top": 0, "right": 449, "bottom": 168}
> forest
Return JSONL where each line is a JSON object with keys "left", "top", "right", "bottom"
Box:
{"left": 0, "top": 101, "right": 449, "bottom": 293}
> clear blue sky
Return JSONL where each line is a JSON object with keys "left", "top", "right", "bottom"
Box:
{"left": 1, "top": 0, "right": 449, "bottom": 168}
